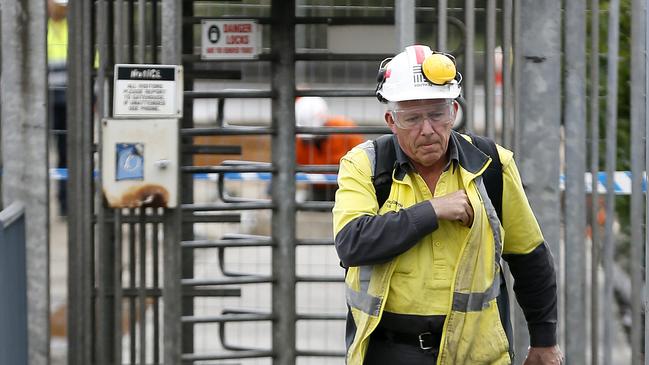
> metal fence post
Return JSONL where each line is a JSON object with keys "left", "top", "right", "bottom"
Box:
{"left": 395, "top": 0, "right": 415, "bottom": 50}
{"left": 516, "top": 0, "right": 562, "bottom": 361}
{"left": 181, "top": 1, "right": 196, "bottom": 355}
{"left": 161, "top": 0, "right": 183, "bottom": 364}
{"left": 437, "top": 0, "right": 448, "bottom": 51}
{"left": 95, "top": 0, "right": 117, "bottom": 363}
{"left": 464, "top": 0, "right": 475, "bottom": 132}
{"left": 629, "top": 0, "right": 646, "bottom": 362}
{"left": 271, "top": 1, "right": 296, "bottom": 364}
{"left": 163, "top": 209, "right": 182, "bottom": 365}
{"left": 645, "top": 1, "right": 649, "bottom": 362}
{"left": 484, "top": 0, "right": 496, "bottom": 140}
{"left": 603, "top": 1, "right": 620, "bottom": 363}
{"left": 501, "top": 0, "right": 513, "bottom": 148}
{"left": 512, "top": 0, "right": 521, "bottom": 155}
{"left": 67, "top": 0, "right": 96, "bottom": 362}
{"left": 161, "top": 0, "right": 182, "bottom": 67}
{"left": 0, "top": 1, "right": 49, "bottom": 364}
{"left": 588, "top": 1, "right": 601, "bottom": 363}
{"left": 564, "top": 0, "right": 587, "bottom": 362}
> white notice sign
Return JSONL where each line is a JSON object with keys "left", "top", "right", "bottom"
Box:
{"left": 201, "top": 20, "right": 259, "bottom": 60}
{"left": 113, "top": 64, "right": 183, "bottom": 118}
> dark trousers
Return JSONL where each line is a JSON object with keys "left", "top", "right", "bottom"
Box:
{"left": 50, "top": 89, "right": 67, "bottom": 215}
{"left": 363, "top": 312, "right": 443, "bottom": 365}
{"left": 363, "top": 332, "right": 439, "bottom": 365}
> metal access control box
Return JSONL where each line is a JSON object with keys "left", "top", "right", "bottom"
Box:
{"left": 102, "top": 118, "right": 178, "bottom": 208}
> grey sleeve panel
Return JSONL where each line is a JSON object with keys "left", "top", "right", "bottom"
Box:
{"left": 335, "top": 201, "right": 438, "bottom": 267}
{"left": 503, "top": 242, "right": 558, "bottom": 346}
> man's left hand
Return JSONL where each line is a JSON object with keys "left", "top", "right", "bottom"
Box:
{"left": 523, "top": 345, "right": 563, "bottom": 365}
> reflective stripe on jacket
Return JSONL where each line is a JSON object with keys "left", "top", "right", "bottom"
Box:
{"left": 333, "top": 132, "right": 544, "bottom": 364}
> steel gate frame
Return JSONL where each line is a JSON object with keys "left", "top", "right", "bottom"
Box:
{"left": 60, "top": 1, "right": 649, "bottom": 365}
{"left": 64, "top": 1, "right": 541, "bottom": 364}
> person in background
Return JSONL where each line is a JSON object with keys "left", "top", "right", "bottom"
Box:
{"left": 333, "top": 45, "right": 562, "bottom": 364}
{"left": 48, "top": 0, "right": 69, "bottom": 216}
{"left": 295, "top": 97, "right": 364, "bottom": 201}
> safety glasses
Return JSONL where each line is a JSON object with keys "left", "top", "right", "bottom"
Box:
{"left": 391, "top": 102, "right": 454, "bottom": 129}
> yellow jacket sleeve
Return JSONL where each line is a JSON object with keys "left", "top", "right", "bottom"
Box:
{"left": 332, "top": 147, "right": 378, "bottom": 236}
{"left": 500, "top": 153, "right": 545, "bottom": 255}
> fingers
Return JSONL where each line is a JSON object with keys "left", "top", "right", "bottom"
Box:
{"left": 464, "top": 200, "right": 474, "bottom": 226}
{"left": 455, "top": 205, "right": 473, "bottom": 226}
{"left": 430, "top": 189, "right": 473, "bottom": 226}
{"left": 453, "top": 189, "right": 473, "bottom": 227}
{"left": 455, "top": 205, "right": 469, "bottom": 226}
{"left": 524, "top": 345, "right": 564, "bottom": 365}
{"left": 452, "top": 190, "right": 473, "bottom": 227}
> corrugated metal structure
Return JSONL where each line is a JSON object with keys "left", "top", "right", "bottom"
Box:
{"left": 0, "top": 202, "right": 28, "bottom": 365}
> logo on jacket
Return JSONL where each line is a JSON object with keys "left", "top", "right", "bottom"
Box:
{"left": 384, "top": 199, "right": 404, "bottom": 210}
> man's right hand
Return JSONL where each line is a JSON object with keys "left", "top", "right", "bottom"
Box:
{"left": 429, "top": 190, "right": 474, "bottom": 227}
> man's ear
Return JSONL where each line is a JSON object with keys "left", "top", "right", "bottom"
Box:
{"left": 453, "top": 100, "right": 459, "bottom": 113}
{"left": 385, "top": 111, "right": 398, "bottom": 134}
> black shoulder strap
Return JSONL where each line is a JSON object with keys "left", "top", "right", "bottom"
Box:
{"left": 372, "top": 134, "right": 397, "bottom": 209}
{"left": 467, "top": 133, "right": 503, "bottom": 221}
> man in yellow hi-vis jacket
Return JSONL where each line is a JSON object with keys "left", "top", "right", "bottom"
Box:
{"left": 48, "top": 0, "right": 69, "bottom": 216}
{"left": 333, "top": 45, "right": 563, "bottom": 365}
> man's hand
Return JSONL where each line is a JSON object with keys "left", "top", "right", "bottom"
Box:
{"left": 523, "top": 345, "right": 563, "bottom": 365}
{"left": 429, "top": 190, "right": 474, "bottom": 227}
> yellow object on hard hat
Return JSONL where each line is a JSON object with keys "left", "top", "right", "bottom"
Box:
{"left": 422, "top": 53, "right": 457, "bottom": 85}
{"left": 376, "top": 45, "right": 461, "bottom": 102}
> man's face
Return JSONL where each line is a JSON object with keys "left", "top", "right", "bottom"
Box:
{"left": 48, "top": 0, "right": 67, "bottom": 21}
{"left": 385, "top": 99, "right": 456, "bottom": 168}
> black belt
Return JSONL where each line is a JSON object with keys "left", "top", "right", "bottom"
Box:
{"left": 371, "top": 326, "right": 441, "bottom": 352}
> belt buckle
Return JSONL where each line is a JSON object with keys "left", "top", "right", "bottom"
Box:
{"left": 418, "top": 332, "right": 433, "bottom": 350}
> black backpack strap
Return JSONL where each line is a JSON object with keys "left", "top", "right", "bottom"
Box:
{"left": 340, "top": 135, "right": 395, "bottom": 271}
{"left": 372, "top": 134, "right": 397, "bottom": 209}
{"left": 467, "top": 133, "right": 503, "bottom": 221}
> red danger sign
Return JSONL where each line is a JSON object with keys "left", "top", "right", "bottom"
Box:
{"left": 201, "top": 20, "right": 259, "bottom": 60}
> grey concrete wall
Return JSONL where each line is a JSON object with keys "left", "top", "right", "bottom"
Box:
{"left": 0, "top": 0, "right": 50, "bottom": 364}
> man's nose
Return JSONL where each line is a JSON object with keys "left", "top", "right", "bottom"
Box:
{"left": 419, "top": 118, "right": 436, "bottom": 135}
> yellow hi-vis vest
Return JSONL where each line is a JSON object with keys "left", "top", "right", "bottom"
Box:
{"left": 47, "top": 18, "right": 67, "bottom": 62}
{"left": 48, "top": 18, "right": 68, "bottom": 87}
{"left": 338, "top": 138, "right": 513, "bottom": 365}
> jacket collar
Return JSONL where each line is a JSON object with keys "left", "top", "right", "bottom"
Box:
{"left": 392, "top": 133, "right": 460, "bottom": 181}
{"left": 391, "top": 131, "right": 490, "bottom": 181}
{"left": 392, "top": 134, "right": 412, "bottom": 181}
{"left": 451, "top": 131, "right": 491, "bottom": 175}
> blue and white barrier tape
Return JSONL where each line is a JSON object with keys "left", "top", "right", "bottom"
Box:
{"left": 49, "top": 168, "right": 646, "bottom": 194}
{"left": 559, "top": 171, "right": 646, "bottom": 195}
{"left": 182, "top": 172, "right": 338, "bottom": 183}
{"left": 49, "top": 168, "right": 338, "bottom": 184}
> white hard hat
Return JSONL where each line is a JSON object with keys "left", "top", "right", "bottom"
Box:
{"left": 53, "top": 0, "right": 68, "bottom": 4}
{"left": 376, "top": 45, "right": 461, "bottom": 103}
{"left": 295, "top": 97, "right": 329, "bottom": 128}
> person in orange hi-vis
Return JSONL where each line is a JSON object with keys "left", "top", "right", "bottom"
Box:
{"left": 295, "top": 97, "right": 364, "bottom": 200}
